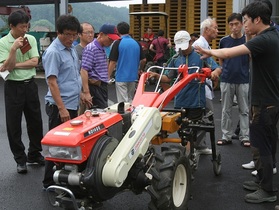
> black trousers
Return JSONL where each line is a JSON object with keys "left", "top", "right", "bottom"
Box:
{"left": 89, "top": 81, "right": 108, "bottom": 109}
{"left": 250, "top": 105, "right": 279, "bottom": 192}
{"left": 4, "top": 79, "right": 43, "bottom": 164}
{"left": 43, "top": 103, "right": 78, "bottom": 188}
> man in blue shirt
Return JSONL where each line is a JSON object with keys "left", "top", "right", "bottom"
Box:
{"left": 218, "top": 13, "right": 250, "bottom": 146}
{"left": 149, "top": 30, "right": 221, "bottom": 153}
{"left": 42, "top": 14, "right": 82, "bottom": 189}
{"left": 109, "top": 22, "right": 146, "bottom": 103}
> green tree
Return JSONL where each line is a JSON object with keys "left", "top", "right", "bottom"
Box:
{"left": 30, "top": 19, "right": 55, "bottom": 31}
{"left": 0, "top": 15, "right": 9, "bottom": 32}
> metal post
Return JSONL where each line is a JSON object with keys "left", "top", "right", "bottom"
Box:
{"left": 54, "top": 0, "right": 60, "bottom": 31}
{"left": 60, "top": 0, "right": 68, "bottom": 15}
{"left": 200, "top": 0, "right": 208, "bottom": 33}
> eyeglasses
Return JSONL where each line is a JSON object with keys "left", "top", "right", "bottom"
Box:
{"left": 82, "top": 31, "right": 94, "bottom": 36}
{"left": 62, "top": 33, "right": 78, "bottom": 39}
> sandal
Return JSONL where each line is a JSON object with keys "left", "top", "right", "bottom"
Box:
{"left": 217, "top": 139, "right": 232, "bottom": 146}
{"left": 241, "top": 140, "right": 250, "bottom": 147}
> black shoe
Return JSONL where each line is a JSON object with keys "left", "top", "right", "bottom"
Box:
{"left": 27, "top": 155, "right": 45, "bottom": 165}
{"left": 17, "top": 163, "right": 27, "bottom": 174}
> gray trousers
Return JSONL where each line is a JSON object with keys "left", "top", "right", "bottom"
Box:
{"left": 220, "top": 82, "right": 249, "bottom": 141}
{"left": 115, "top": 81, "right": 136, "bottom": 103}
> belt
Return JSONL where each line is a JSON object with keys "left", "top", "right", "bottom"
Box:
{"left": 6, "top": 77, "right": 34, "bottom": 84}
{"left": 88, "top": 78, "right": 106, "bottom": 86}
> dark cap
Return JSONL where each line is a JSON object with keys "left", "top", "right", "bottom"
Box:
{"left": 99, "top": 24, "right": 120, "bottom": 40}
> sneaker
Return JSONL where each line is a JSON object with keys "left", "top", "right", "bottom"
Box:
{"left": 196, "top": 147, "right": 212, "bottom": 155}
{"left": 27, "top": 155, "right": 45, "bottom": 165}
{"left": 17, "top": 163, "right": 27, "bottom": 174}
{"left": 251, "top": 168, "right": 277, "bottom": 176}
{"left": 275, "top": 205, "right": 279, "bottom": 210}
{"left": 243, "top": 180, "right": 260, "bottom": 191}
{"left": 242, "top": 161, "right": 255, "bottom": 170}
{"left": 245, "top": 189, "right": 277, "bottom": 203}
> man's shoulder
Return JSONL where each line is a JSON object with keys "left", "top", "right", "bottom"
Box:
{"left": 75, "top": 44, "right": 83, "bottom": 51}
{"left": 220, "top": 35, "right": 231, "bottom": 42}
{"left": 192, "top": 36, "right": 208, "bottom": 49}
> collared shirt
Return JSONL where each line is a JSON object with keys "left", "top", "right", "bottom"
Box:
{"left": 0, "top": 32, "right": 39, "bottom": 81}
{"left": 43, "top": 38, "right": 82, "bottom": 110}
{"left": 81, "top": 39, "right": 108, "bottom": 83}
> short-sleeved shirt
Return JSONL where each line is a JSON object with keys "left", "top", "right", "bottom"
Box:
{"left": 109, "top": 35, "right": 145, "bottom": 82}
{"left": 43, "top": 37, "right": 82, "bottom": 110}
{"left": 81, "top": 39, "right": 108, "bottom": 83}
{"left": 166, "top": 48, "right": 219, "bottom": 109}
{"left": 0, "top": 32, "right": 39, "bottom": 81}
{"left": 75, "top": 44, "right": 83, "bottom": 61}
{"left": 151, "top": 37, "right": 169, "bottom": 61}
{"left": 244, "top": 26, "right": 279, "bottom": 107}
{"left": 219, "top": 35, "right": 249, "bottom": 84}
{"left": 192, "top": 35, "right": 214, "bottom": 99}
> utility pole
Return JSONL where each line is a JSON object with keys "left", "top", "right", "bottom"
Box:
{"left": 60, "top": 0, "right": 68, "bottom": 15}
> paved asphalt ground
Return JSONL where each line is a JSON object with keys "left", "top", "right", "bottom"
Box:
{"left": 0, "top": 77, "right": 278, "bottom": 210}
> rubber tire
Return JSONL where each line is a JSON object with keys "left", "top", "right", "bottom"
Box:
{"left": 147, "top": 144, "right": 191, "bottom": 210}
{"left": 81, "top": 135, "right": 120, "bottom": 202}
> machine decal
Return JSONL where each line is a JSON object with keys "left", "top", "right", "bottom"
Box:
{"left": 53, "top": 131, "right": 71, "bottom": 136}
{"left": 129, "top": 120, "right": 152, "bottom": 159}
{"left": 84, "top": 124, "right": 105, "bottom": 138}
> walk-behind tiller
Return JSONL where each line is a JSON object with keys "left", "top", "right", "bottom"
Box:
{"left": 42, "top": 65, "right": 221, "bottom": 210}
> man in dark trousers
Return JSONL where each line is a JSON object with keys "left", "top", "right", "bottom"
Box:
{"left": 42, "top": 14, "right": 82, "bottom": 189}
{"left": 0, "top": 10, "right": 44, "bottom": 174}
{"left": 196, "top": 1, "right": 279, "bottom": 203}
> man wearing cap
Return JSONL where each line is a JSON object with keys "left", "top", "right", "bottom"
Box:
{"left": 149, "top": 30, "right": 221, "bottom": 152}
{"left": 81, "top": 23, "right": 120, "bottom": 109}
{"left": 108, "top": 21, "right": 146, "bottom": 103}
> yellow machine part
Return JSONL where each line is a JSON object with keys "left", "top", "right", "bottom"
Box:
{"left": 161, "top": 112, "right": 181, "bottom": 133}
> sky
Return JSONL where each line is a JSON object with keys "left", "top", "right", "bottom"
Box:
{"left": 101, "top": 0, "right": 165, "bottom": 8}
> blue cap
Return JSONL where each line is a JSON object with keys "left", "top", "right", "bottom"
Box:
{"left": 99, "top": 24, "right": 120, "bottom": 40}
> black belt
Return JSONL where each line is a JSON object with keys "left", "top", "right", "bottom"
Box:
{"left": 6, "top": 77, "right": 34, "bottom": 84}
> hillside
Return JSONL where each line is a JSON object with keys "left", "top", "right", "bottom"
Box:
{"left": 0, "top": 2, "right": 129, "bottom": 32}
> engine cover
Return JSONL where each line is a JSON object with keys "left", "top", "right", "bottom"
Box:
{"left": 102, "top": 106, "right": 161, "bottom": 187}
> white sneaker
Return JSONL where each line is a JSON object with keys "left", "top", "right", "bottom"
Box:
{"left": 242, "top": 161, "right": 255, "bottom": 170}
{"left": 251, "top": 168, "right": 277, "bottom": 176}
